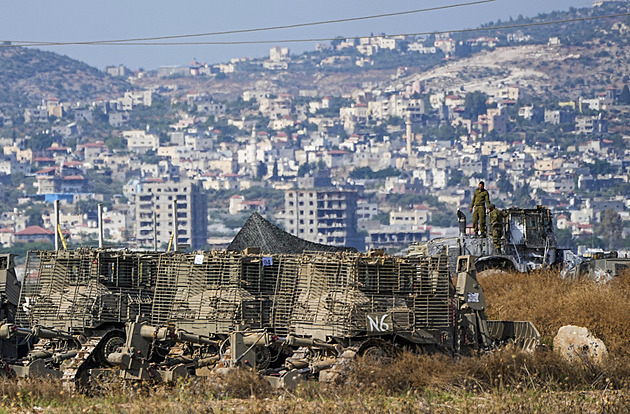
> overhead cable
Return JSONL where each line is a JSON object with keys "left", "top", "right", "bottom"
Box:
{"left": 1, "top": 10, "right": 628, "bottom": 47}
{"left": 3, "top": 0, "right": 497, "bottom": 46}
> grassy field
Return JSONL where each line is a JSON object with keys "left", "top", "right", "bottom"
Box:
{"left": 2, "top": 269, "right": 630, "bottom": 413}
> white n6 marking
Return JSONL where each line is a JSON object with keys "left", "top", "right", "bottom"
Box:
{"left": 367, "top": 314, "right": 390, "bottom": 332}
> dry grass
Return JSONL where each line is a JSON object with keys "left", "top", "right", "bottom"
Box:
{"left": 3, "top": 268, "right": 630, "bottom": 412}
{"left": 483, "top": 269, "right": 630, "bottom": 355}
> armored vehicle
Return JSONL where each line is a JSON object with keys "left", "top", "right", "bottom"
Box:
{"left": 562, "top": 251, "right": 630, "bottom": 281}
{"left": 12, "top": 248, "right": 161, "bottom": 381}
{"left": 0, "top": 254, "right": 25, "bottom": 365}
{"left": 95, "top": 250, "right": 539, "bottom": 388}
{"left": 409, "top": 206, "right": 562, "bottom": 273}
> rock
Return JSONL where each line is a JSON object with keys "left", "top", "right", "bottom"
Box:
{"left": 318, "top": 369, "right": 340, "bottom": 383}
{"left": 553, "top": 325, "right": 608, "bottom": 365}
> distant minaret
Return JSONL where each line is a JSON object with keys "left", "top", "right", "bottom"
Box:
{"left": 406, "top": 110, "right": 413, "bottom": 157}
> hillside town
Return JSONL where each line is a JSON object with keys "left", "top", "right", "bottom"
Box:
{"left": 0, "top": 2, "right": 629, "bottom": 255}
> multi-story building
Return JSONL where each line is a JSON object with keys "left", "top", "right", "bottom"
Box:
{"left": 133, "top": 179, "right": 207, "bottom": 249}
{"left": 123, "top": 130, "right": 160, "bottom": 154}
{"left": 389, "top": 205, "right": 430, "bottom": 228}
{"left": 575, "top": 115, "right": 608, "bottom": 134}
{"left": 36, "top": 165, "right": 88, "bottom": 195}
{"left": 284, "top": 188, "right": 363, "bottom": 249}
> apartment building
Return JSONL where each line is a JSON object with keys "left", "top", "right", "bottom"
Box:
{"left": 284, "top": 188, "right": 363, "bottom": 249}
{"left": 134, "top": 180, "right": 207, "bottom": 249}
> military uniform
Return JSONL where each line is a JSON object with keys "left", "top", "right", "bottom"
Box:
{"left": 488, "top": 206, "right": 508, "bottom": 250}
{"left": 470, "top": 187, "right": 490, "bottom": 236}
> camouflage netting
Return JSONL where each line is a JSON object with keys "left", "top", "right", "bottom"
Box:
{"left": 227, "top": 212, "right": 356, "bottom": 254}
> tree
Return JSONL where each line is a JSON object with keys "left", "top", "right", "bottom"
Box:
{"left": 297, "top": 163, "right": 316, "bottom": 177}
{"left": 26, "top": 131, "right": 55, "bottom": 151}
{"left": 105, "top": 135, "right": 126, "bottom": 150}
{"left": 374, "top": 211, "right": 390, "bottom": 225}
{"left": 256, "top": 161, "right": 268, "bottom": 180}
{"left": 587, "top": 159, "right": 617, "bottom": 176}
{"left": 619, "top": 85, "right": 630, "bottom": 105}
{"left": 330, "top": 36, "right": 345, "bottom": 48}
{"left": 429, "top": 210, "right": 456, "bottom": 227}
{"left": 24, "top": 207, "right": 44, "bottom": 227}
{"left": 555, "top": 228, "right": 576, "bottom": 250}
{"left": 597, "top": 208, "right": 623, "bottom": 250}
{"left": 496, "top": 176, "right": 514, "bottom": 194}
{"left": 513, "top": 183, "right": 535, "bottom": 208}
{"left": 75, "top": 199, "right": 112, "bottom": 215}
{"left": 447, "top": 169, "right": 464, "bottom": 187}
{"left": 464, "top": 91, "right": 488, "bottom": 120}
{"left": 349, "top": 167, "right": 401, "bottom": 180}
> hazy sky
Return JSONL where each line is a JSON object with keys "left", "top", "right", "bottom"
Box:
{"left": 1, "top": 0, "right": 595, "bottom": 70}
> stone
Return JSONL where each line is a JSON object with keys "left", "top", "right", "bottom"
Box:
{"left": 553, "top": 325, "right": 608, "bottom": 365}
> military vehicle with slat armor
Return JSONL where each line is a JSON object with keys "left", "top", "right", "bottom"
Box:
{"left": 7, "top": 248, "right": 161, "bottom": 384}
{"left": 96, "top": 249, "right": 539, "bottom": 388}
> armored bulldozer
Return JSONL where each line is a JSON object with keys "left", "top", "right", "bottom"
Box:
{"left": 409, "top": 206, "right": 563, "bottom": 273}
{"left": 91, "top": 249, "right": 539, "bottom": 389}
{"left": 0, "top": 253, "right": 27, "bottom": 366}
{"left": 11, "top": 248, "right": 160, "bottom": 382}
{"left": 562, "top": 251, "right": 630, "bottom": 281}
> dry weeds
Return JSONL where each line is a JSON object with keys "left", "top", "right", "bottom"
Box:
{"left": 483, "top": 269, "right": 630, "bottom": 355}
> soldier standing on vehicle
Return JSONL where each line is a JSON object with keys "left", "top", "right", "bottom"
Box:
{"left": 488, "top": 204, "right": 508, "bottom": 251}
{"left": 469, "top": 181, "right": 490, "bottom": 237}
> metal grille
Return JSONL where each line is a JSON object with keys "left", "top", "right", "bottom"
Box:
{"left": 17, "top": 248, "right": 450, "bottom": 342}
{"left": 151, "top": 251, "right": 257, "bottom": 335}
{"left": 291, "top": 252, "right": 451, "bottom": 339}
{"left": 411, "top": 254, "right": 451, "bottom": 330}
{"left": 16, "top": 249, "right": 160, "bottom": 333}
{"left": 268, "top": 255, "right": 300, "bottom": 335}
{"left": 150, "top": 252, "right": 301, "bottom": 336}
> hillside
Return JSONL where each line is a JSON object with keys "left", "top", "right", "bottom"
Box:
{"left": 0, "top": 45, "right": 131, "bottom": 109}
{"left": 133, "top": 36, "right": 629, "bottom": 104}
{"left": 1, "top": 3, "right": 626, "bottom": 108}
{"left": 400, "top": 41, "right": 630, "bottom": 101}
{"left": 132, "top": 2, "right": 630, "bottom": 102}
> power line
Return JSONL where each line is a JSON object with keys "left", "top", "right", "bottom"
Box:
{"left": 4, "top": 11, "right": 626, "bottom": 47}
{"left": 2, "top": 0, "right": 497, "bottom": 46}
